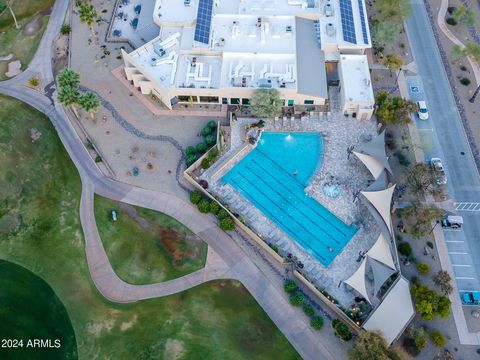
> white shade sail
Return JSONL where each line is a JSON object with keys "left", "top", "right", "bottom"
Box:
{"left": 353, "top": 151, "right": 385, "bottom": 180}
{"left": 367, "top": 233, "right": 396, "bottom": 270}
{"left": 344, "top": 258, "right": 371, "bottom": 303}
{"left": 361, "top": 185, "right": 396, "bottom": 237}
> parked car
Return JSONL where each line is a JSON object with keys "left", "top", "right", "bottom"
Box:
{"left": 441, "top": 215, "right": 463, "bottom": 229}
{"left": 462, "top": 291, "right": 480, "bottom": 305}
{"left": 431, "top": 157, "right": 447, "bottom": 185}
{"left": 417, "top": 100, "right": 429, "bottom": 120}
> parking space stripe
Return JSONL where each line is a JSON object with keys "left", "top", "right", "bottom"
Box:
{"left": 452, "top": 264, "right": 472, "bottom": 267}
{"left": 456, "top": 277, "right": 476, "bottom": 280}
{"left": 449, "top": 252, "right": 468, "bottom": 255}
{"left": 446, "top": 240, "right": 464, "bottom": 243}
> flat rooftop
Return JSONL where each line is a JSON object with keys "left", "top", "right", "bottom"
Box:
{"left": 339, "top": 54, "right": 374, "bottom": 104}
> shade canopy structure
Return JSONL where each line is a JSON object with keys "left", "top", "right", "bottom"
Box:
{"left": 363, "top": 277, "right": 415, "bottom": 344}
{"left": 344, "top": 258, "right": 370, "bottom": 303}
{"left": 366, "top": 171, "right": 388, "bottom": 192}
{"left": 367, "top": 233, "right": 396, "bottom": 270}
{"left": 353, "top": 151, "right": 385, "bottom": 180}
{"left": 369, "top": 258, "right": 397, "bottom": 296}
{"left": 355, "top": 130, "right": 393, "bottom": 176}
{"left": 360, "top": 185, "right": 396, "bottom": 237}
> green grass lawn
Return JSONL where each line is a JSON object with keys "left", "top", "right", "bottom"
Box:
{"left": 0, "top": 260, "right": 77, "bottom": 360}
{"left": 0, "top": 0, "right": 54, "bottom": 80}
{"left": 0, "top": 95, "right": 300, "bottom": 360}
{"left": 95, "top": 195, "right": 207, "bottom": 284}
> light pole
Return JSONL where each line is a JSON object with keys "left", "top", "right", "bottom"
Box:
{"left": 469, "top": 83, "right": 480, "bottom": 103}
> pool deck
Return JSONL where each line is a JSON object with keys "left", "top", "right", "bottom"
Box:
{"left": 200, "top": 101, "right": 382, "bottom": 307}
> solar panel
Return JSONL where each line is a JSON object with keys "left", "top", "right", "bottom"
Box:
{"left": 357, "top": 0, "right": 369, "bottom": 44}
{"left": 194, "top": 0, "right": 213, "bottom": 44}
{"left": 339, "top": 0, "right": 357, "bottom": 44}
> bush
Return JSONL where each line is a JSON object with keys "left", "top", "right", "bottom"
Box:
{"left": 446, "top": 17, "right": 458, "bottom": 25}
{"left": 417, "top": 262, "right": 430, "bottom": 275}
{"left": 209, "top": 201, "right": 220, "bottom": 215}
{"left": 332, "top": 319, "right": 352, "bottom": 341}
{"left": 200, "top": 158, "right": 210, "bottom": 169}
{"left": 197, "top": 199, "right": 211, "bottom": 213}
{"left": 431, "top": 331, "right": 446, "bottom": 347}
{"left": 205, "top": 134, "right": 216, "bottom": 146}
{"left": 201, "top": 126, "right": 212, "bottom": 137}
{"left": 186, "top": 154, "right": 198, "bottom": 167}
{"left": 303, "top": 304, "right": 315, "bottom": 317}
{"left": 207, "top": 120, "right": 217, "bottom": 129}
{"left": 189, "top": 190, "right": 203, "bottom": 204}
{"left": 29, "top": 77, "right": 40, "bottom": 87}
{"left": 427, "top": 241, "right": 434, "bottom": 249}
{"left": 219, "top": 217, "right": 235, "bottom": 231}
{"left": 398, "top": 242, "right": 412, "bottom": 256}
{"left": 289, "top": 293, "right": 305, "bottom": 306}
{"left": 61, "top": 24, "right": 71, "bottom": 35}
{"left": 185, "top": 146, "right": 196, "bottom": 155}
{"left": 217, "top": 208, "right": 229, "bottom": 220}
{"left": 196, "top": 142, "right": 207, "bottom": 154}
{"left": 397, "top": 153, "right": 411, "bottom": 167}
{"left": 207, "top": 147, "right": 218, "bottom": 161}
{"left": 310, "top": 316, "right": 324, "bottom": 330}
{"left": 95, "top": 155, "right": 102, "bottom": 163}
{"left": 284, "top": 280, "right": 297, "bottom": 293}
{"left": 460, "top": 77, "right": 471, "bottom": 86}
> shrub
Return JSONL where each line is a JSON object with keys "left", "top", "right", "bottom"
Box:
{"left": 219, "top": 217, "right": 235, "bottom": 231}
{"left": 431, "top": 331, "right": 446, "bottom": 347}
{"left": 189, "top": 190, "right": 203, "bottom": 204}
{"left": 207, "top": 120, "right": 217, "bottom": 129}
{"left": 289, "top": 293, "right": 305, "bottom": 306}
{"left": 398, "top": 242, "right": 412, "bottom": 256}
{"left": 460, "top": 77, "right": 471, "bottom": 86}
{"left": 28, "top": 77, "right": 40, "bottom": 87}
{"left": 200, "top": 158, "right": 210, "bottom": 169}
{"left": 61, "top": 24, "right": 72, "bottom": 35}
{"left": 332, "top": 319, "right": 352, "bottom": 341}
{"left": 303, "top": 304, "right": 315, "bottom": 317}
{"left": 397, "top": 153, "right": 411, "bottom": 166}
{"left": 197, "top": 199, "right": 211, "bottom": 213}
{"left": 196, "top": 142, "right": 207, "bottom": 154}
{"left": 209, "top": 201, "right": 220, "bottom": 215}
{"left": 417, "top": 262, "right": 430, "bottom": 275}
{"left": 201, "top": 126, "right": 212, "bottom": 137}
{"left": 95, "top": 155, "right": 102, "bottom": 162}
{"left": 217, "top": 208, "right": 229, "bottom": 220}
{"left": 186, "top": 154, "right": 198, "bottom": 167}
{"left": 460, "top": 65, "right": 468, "bottom": 71}
{"left": 284, "top": 280, "right": 297, "bottom": 293}
{"left": 446, "top": 17, "right": 457, "bottom": 25}
{"left": 205, "top": 134, "right": 216, "bottom": 146}
{"left": 185, "top": 146, "right": 196, "bottom": 155}
{"left": 310, "top": 316, "right": 324, "bottom": 330}
{"left": 207, "top": 147, "right": 218, "bottom": 161}
{"left": 427, "top": 241, "right": 434, "bottom": 249}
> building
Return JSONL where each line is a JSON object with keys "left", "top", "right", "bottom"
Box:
{"left": 121, "top": 0, "right": 374, "bottom": 117}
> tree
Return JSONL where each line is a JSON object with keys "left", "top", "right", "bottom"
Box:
{"left": 398, "top": 242, "right": 412, "bottom": 257}
{"left": 451, "top": 5, "right": 476, "bottom": 27}
{"left": 431, "top": 331, "right": 446, "bottom": 347}
{"left": 289, "top": 293, "right": 304, "bottom": 306}
{"left": 249, "top": 89, "right": 283, "bottom": 118}
{"left": 433, "top": 270, "right": 453, "bottom": 295}
{"left": 402, "top": 202, "right": 443, "bottom": 238}
{"left": 310, "top": 316, "right": 324, "bottom": 330}
{"left": 284, "top": 279, "right": 298, "bottom": 293}
{"left": 375, "top": 0, "right": 411, "bottom": 22}
{"left": 79, "top": 92, "right": 100, "bottom": 120}
{"left": 197, "top": 199, "right": 210, "bottom": 213}
{"left": 217, "top": 208, "right": 229, "bottom": 220}
{"left": 303, "top": 304, "right": 315, "bottom": 317}
{"left": 411, "top": 283, "right": 451, "bottom": 320}
{"left": 407, "top": 326, "right": 428, "bottom": 352}
{"left": 209, "top": 201, "right": 220, "bottom": 215}
{"left": 372, "top": 22, "right": 402, "bottom": 45}
{"left": 463, "top": 42, "right": 480, "bottom": 62}
{"left": 405, "top": 163, "right": 439, "bottom": 196}
{"left": 189, "top": 190, "right": 203, "bottom": 204}
{"left": 77, "top": 3, "right": 98, "bottom": 39}
{"left": 332, "top": 319, "right": 352, "bottom": 341}
{"left": 5, "top": 0, "right": 19, "bottom": 29}
{"left": 219, "top": 217, "right": 235, "bottom": 231}
{"left": 349, "top": 330, "right": 405, "bottom": 360}
{"left": 57, "top": 85, "right": 80, "bottom": 117}
{"left": 57, "top": 68, "right": 80, "bottom": 88}
{"left": 375, "top": 91, "right": 417, "bottom": 124}
{"left": 382, "top": 54, "right": 404, "bottom": 82}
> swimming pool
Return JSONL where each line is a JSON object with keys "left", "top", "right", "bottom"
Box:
{"left": 222, "top": 132, "right": 357, "bottom": 266}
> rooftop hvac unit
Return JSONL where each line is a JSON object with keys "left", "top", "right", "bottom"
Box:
{"left": 324, "top": 3, "right": 333, "bottom": 16}
{"left": 258, "top": 79, "right": 273, "bottom": 88}
{"left": 326, "top": 23, "right": 335, "bottom": 37}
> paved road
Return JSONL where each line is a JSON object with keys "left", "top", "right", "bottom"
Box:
{"left": 0, "top": 1, "right": 340, "bottom": 358}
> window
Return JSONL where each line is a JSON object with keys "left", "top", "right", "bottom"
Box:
{"left": 242, "top": 98, "right": 250, "bottom": 105}
{"left": 279, "top": 99, "right": 286, "bottom": 106}
{"left": 230, "top": 98, "right": 240, "bottom": 105}
{"left": 178, "top": 95, "right": 197, "bottom": 102}
{"left": 287, "top": 99, "right": 294, "bottom": 106}
{"left": 199, "top": 96, "right": 219, "bottom": 103}
{"left": 222, "top": 97, "right": 228, "bottom": 104}
{"left": 304, "top": 100, "right": 314, "bottom": 105}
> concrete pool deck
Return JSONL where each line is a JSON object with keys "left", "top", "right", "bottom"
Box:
{"left": 200, "top": 100, "right": 382, "bottom": 307}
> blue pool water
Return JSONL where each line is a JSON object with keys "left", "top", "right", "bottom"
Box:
{"left": 222, "top": 132, "right": 357, "bottom": 266}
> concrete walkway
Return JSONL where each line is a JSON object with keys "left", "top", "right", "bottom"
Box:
{"left": 0, "top": 1, "right": 343, "bottom": 358}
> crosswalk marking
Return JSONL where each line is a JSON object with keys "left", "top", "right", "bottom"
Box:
{"left": 455, "top": 202, "right": 480, "bottom": 211}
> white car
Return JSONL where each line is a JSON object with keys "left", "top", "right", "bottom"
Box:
{"left": 417, "top": 101, "right": 429, "bottom": 120}
{"left": 431, "top": 158, "right": 447, "bottom": 185}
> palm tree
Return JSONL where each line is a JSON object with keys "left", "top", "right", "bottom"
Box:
{"left": 5, "top": 0, "right": 20, "bottom": 29}
{"left": 77, "top": 3, "right": 98, "bottom": 39}
{"left": 57, "top": 68, "right": 80, "bottom": 88}
{"left": 57, "top": 85, "right": 81, "bottom": 117}
{"left": 79, "top": 92, "right": 100, "bottom": 120}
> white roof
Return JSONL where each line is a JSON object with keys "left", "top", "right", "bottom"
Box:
{"left": 339, "top": 55, "right": 374, "bottom": 105}
{"left": 344, "top": 257, "right": 370, "bottom": 303}
{"left": 366, "top": 233, "right": 396, "bottom": 270}
{"left": 353, "top": 151, "right": 384, "bottom": 180}
{"left": 361, "top": 185, "right": 396, "bottom": 236}
{"left": 363, "top": 277, "right": 415, "bottom": 344}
